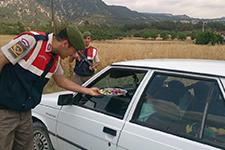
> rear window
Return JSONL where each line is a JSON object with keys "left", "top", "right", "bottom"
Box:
{"left": 132, "top": 72, "right": 225, "bottom": 149}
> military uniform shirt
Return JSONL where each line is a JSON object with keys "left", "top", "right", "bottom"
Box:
{"left": 0, "top": 31, "right": 63, "bottom": 111}
{"left": 0, "top": 32, "right": 63, "bottom": 77}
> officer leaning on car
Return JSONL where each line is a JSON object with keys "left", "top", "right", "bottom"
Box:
{"left": 0, "top": 25, "right": 100, "bottom": 150}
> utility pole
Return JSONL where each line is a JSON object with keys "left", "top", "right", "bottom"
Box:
{"left": 51, "top": 0, "right": 56, "bottom": 33}
{"left": 202, "top": 21, "right": 206, "bottom": 32}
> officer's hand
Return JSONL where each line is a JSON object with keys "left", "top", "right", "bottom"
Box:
{"left": 75, "top": 52, "right": 81, "bottom": 61}
{"left": 87, "top": 87, "right": 101, "bottom": 96}
{"left": 89, "top": 66, "right": 97, "bottom": 72}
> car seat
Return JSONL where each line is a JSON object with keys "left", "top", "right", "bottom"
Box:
{"left": 188, "top": 81, "right": 210, "bottom": 112}
{"left": 167, "top": 80, "right": 186, "bottom": 105}
{"left": 147, "top": 75, "right": 167, "bottom": 97}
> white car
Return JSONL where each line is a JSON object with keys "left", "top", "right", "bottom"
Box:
{"left": 32, "top": 59, "right": 225, "bottom": 150}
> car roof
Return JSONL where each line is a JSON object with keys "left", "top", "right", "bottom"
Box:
{"left": 112, "top": 59, "right": 225, "bottom": 77}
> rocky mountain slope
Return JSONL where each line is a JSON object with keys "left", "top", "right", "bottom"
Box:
{"left": 0, "top": 0, "right": 224, "bottom": 25}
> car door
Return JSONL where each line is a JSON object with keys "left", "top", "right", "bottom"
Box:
{"left": 56, "top": 67, "right": 148, "bottom": 150}
{"left": 118, "top": 71, "right": 225, "bottom": 150}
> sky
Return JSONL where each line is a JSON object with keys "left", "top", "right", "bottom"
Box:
{"left": 103, "top": 0, "right": 225, "bottom": 19}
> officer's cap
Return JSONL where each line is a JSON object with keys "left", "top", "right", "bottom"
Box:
{"left": 57, "top": 25, "right": 85, "bottom": 51}
{"left": 83, "top": 31, "right": 92, "bottom": 38}
{"left": 66, "top": 25, "right": 85, "bottom": 51}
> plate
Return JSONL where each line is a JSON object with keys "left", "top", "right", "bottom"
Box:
{"left": 99, "top": 88, "right": 127, "bottom": 96}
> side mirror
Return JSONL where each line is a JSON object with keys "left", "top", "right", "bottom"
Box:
{"left": 58, "top": 94, "right": 74, "bottom": 106}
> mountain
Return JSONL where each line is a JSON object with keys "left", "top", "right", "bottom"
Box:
{"left": 0, "top": 0, "right": 52, "bottom": 24}
{"left": 0, "top": 0, "right": 224, "bottom": 26}
{"left": 37, "top": 0, "right": 153, "bottom": 24}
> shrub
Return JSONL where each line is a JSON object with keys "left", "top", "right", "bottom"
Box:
{"left": 177, "top": 32, "right": 187, "bottom": 41}
{"left": 195, "top": 32, "right": 224, "bottom": 45}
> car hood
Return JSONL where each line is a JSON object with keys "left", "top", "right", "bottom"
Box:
{"left": 40, "top": 91, "right": 73, "bottom": 109}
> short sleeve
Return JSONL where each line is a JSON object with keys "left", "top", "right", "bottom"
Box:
{"left": 94, "top": 49, "right": 100, "bottom": 63}
{"left": 0, "top": 34, "right": 36, "bottom": 65}
{"left": 54, "top": 64, "right": 64, "bottom": 75}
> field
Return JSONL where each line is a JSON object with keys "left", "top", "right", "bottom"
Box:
{"left": 1, "top": 35, "right": 225, "bottom": 93}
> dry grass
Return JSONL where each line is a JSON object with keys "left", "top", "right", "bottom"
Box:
{"left": 0, "top": 35, "right": 14, "bottom": 46}
{"left": 94, "top": 39, "right": 225, "bottom": 69}
{"left": 1, "top": 35, "right": 225, "bottom": 93}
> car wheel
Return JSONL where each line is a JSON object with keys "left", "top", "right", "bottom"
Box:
{"left": 33, "top": 121, "right": 54, "bottom": 150}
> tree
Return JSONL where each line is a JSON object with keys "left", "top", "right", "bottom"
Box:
{"left": 177, "top": 32, "right": 187, "bottom": 41}
{"left": 195, "top": 31, "right": 224, "bottom": 45}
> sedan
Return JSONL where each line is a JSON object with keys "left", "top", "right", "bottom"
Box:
{"left": 32, "top": 59, "right": 225, "bottom": 150}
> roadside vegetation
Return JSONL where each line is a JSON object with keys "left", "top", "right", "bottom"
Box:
{"left": 2, "top": 37, "right": 224, "bottom": 93}
{"left": 1, "top": 20, "right": 225, "bottom": 93}
{"left": 0, "top": 21, "right": 224, "bottom": 45}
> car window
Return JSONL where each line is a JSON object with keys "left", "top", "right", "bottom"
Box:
{"left": 73, "top": 68, "right": 147, "bottom": 119}
{"left": 132, "top": 72, "right": 225, "bottom": 149}
{"left": 202, "top": 85, "right": 225, "bottom": 148}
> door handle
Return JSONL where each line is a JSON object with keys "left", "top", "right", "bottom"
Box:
{"left": 103, "top": 127, "right": 117, "bottom": 136}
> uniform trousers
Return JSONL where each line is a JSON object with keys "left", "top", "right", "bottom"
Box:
{"left": 0, "top": 109, "right": 33, "bottom": 150}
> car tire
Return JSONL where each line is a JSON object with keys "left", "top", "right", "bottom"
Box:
{"left": 33, "top": 121, "right": 54, "bottom": 150}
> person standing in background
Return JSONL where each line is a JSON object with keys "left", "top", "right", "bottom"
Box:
{"left": 70, "top": 31, "right": 100, "bottom": 85}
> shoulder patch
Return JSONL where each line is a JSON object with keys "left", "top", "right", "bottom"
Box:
{"left": 21, "top": 38, "right": 30, "bottom": 48}
{"left": 8, "top": 41, "right": 28, "bottom": 58}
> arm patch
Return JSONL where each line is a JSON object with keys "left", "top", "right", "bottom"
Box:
{"left": 8, "top": 41, "right": 29, "bottom": 58}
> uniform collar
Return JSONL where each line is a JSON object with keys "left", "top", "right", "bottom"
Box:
{"left": 46, "top": 33, "right": 54, "bottom": 53}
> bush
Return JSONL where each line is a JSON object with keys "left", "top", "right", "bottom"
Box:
{"left": 141, "top": 30, "right": 158, "bottom": 39}
{"left": 0, "top": 22, "right": 26, "bottom": 34}
{"left": 195, "top": 32, "right": 224, "bottom": 45}
{"left": 160, "top": 31, "right": 170, "bottom": 40}
{"left": 0, "top": 21, "right": 54, "bottom": 35}
{"left": 177, "top": 32, "right": 187, "bottom": 41}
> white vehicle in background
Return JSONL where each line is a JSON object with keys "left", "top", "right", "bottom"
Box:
{"left": 32, "top": 59, "right": 225, "bottom": 150}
